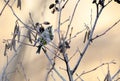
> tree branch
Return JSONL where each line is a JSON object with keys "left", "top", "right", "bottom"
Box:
{"left": 74, "top": 61, "right": 116, "bottom": 81}
{"left": 71, "top": 1, "right": 110, "bottom": 74}
{"left": 92, "top": 19, "right": 120, "bottom": 41}
{"left": 65, "top": 0, "right": 81, "bottom": 39}
{"left": 0, "top": 0, "right": 10, "bottom": 16}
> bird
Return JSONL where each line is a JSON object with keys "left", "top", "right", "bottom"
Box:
{"left": 36, "top": 26, "right": 54, "bottom": 54}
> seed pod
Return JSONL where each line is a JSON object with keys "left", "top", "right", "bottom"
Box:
{"left": 4, "top": 44, "right": 7, "bottom": 56}
{"left": 28, "top": 30, "right": 32, "bottom": 44}
{"left": 17, "top": 0, "right": 21, "bottom": 10}
{"left": 83, "top": 31, "right": 87, "bottom": 43}
{"left": 87, "top": 30, "right": 90, "bottom": 40}
{"left": 43, "top": 21, "right": 50, "bottom": 25}
{"left": 55, "top": 0, "right": 59, "bottom": 4}
{"left": 49, "top": 3, "right": 55, "bottom": 9}
{"left": 52, "top": 9, "right": 56, "bottom": 14}
{"left": 12, "top": 39, "right": 16, "bottom": 52}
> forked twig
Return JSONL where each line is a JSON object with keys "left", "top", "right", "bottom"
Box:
{"left": 92, "top": 19, "right": 120, "bottom": 41}
{"left": 0, "top": 0, "right": 10, "bottom": 16}
{"left": 74, "top": 61, "right": 116, "bottom": 81}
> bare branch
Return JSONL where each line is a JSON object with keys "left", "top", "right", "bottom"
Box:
{"left": 6, "top": 3, "right": 35, "bottom": 33}
{"left": 68, "top": 48, "right": 79, "bottom": 62}
{"left": 57, "top": 0, "right": 62, "bottom": 42}
{"left": 60, "top": 18, "right": 70, "bottom": 25}
{"left": 0, "top": 0, "right": 10, "bottom": 16}
{"left": 71, "top": 1, "right": 112, "bottom": 74}
{"left": 65, "top": 0, "right": 81, "bottom": 39}
{"left": 115, "top": 77, "right": 120, "bottom": 81}
{"left": 62, "top": 0, "right": 69, "bottom": 9}
{"left": 74, "top": 61, "right": 116, "bottom": 81}
{"left": 61, "top": 37, "right": 73, "bottom": 81}
{"left": 43, "top": 49, "right": 66, "bottom": 81}
{"left": 92, "top": 19, "right": 120, "bottom": 41}
{"left": 112, "top": 69, "right": 120, "bottom": 80}
{"left": 19, "top": 62, "right": 29, "bottom": 81}
{"left": 67, "top": 28, "right": 86, "bottom": 41}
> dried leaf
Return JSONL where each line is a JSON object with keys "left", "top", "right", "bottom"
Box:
{"left": 11, "top": 39, "right": 16, "bottom": 52}
{"left": 87, "top": 30, "right": 90, "bottom": 40}
{"left": 35, "top": 33, "right": 38, "bottom": 40}
{"left": 6, "top": 43, "right": 11, "bottom": 49}
{"left": 14, "top": 22, "right": 18, "bottom": 34}
{"left": 17, "top": 30, "right": 20, "bottom": 42}
{"left": 83, "top": 31, "right": 87, "bottom": 43}
{"left": 13, "top": 21, "right": 19, "bottom": 39}
{"left": 28, "top": 30, "right": 32, "bottom": 44}
{"left": 17, "top": 0, "right": 21, "bottom": 10}
{"left": 29, "top": 12, "right": 35, "bottom": 27}
{"left": 49, "top": 3, "right": 55, "bottom": 9}
{"left": 4, "top": 44, "right": 7, "bottom": 56}
{"left": 16, "top": 24, "right": 20, "bottom": 42}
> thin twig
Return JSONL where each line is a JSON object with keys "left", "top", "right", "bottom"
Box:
{"left": 43, "top": 50, "right": 66, "bottom": 81}
{"left": 61, "top": 38, "right": 73, "bottom": 81}
{"left": 19, "top": 62, "right": 29, "bottom": 81}
{"left": 68, "top": 48, "right": 79, "bottom": 62}
{"left": 67, "top": 28, "right": 86, "bottom": 41}
{"left": 62, "top": 0, "right": 69, "bottom": 9}
{"left": 51, "top": 71, "right": 56, "bottom": 81}
{"left": 65, "top": 0, "right": 81, "bottom": 39}
{"left": 7, "top": 39, "right": 34, "bottom": 47}
{"left": 0, "top": 0, "right": 10, "bottom": 16}
{"left": 92, "top": 19, "right": 120, "bottom": 41}
{"left": 57, "top": 1, "right": 62, "bottom": 42}
{"left": 115, "top": 77, "right": 120, "bottom": 81}
{"left": 74, "top": 61, "right": 116, "bottom": 81}
{"left": 112, "top": 69, "right": 120, "bottom": 79}
{"left": 44, "top": 46, "right": 63, "bottom": 60}
{"left": 60, "top": 18, "right": 70, "bottom": 25}
{"left": 71, "top": 0, "right": 112, "bottom": 75}
{"left": 6, "top": 4, "right": 35, "bottom": 33}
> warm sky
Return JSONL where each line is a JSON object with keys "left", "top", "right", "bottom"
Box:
{"left": 0, "top": 0, "right": 120, "bottom": 81}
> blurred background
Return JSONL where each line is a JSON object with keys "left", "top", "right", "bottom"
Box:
{"left": 0, "top": 0, "right": 120, "bottom": 81}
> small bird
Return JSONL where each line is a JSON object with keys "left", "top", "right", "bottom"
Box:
{"left": 36, "top": 26, "right": 54, "bottom": 54}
